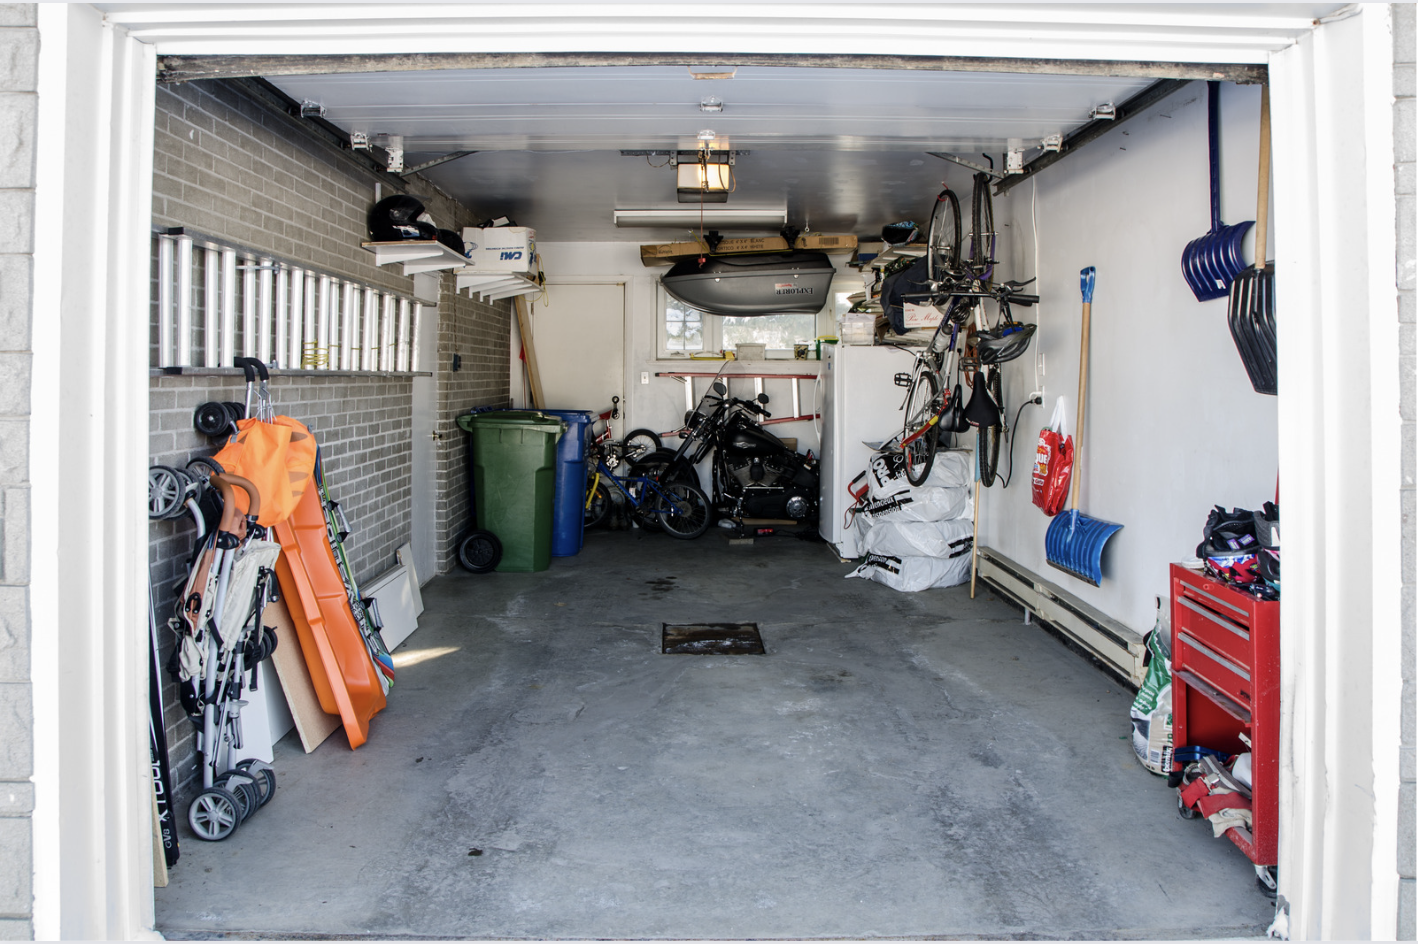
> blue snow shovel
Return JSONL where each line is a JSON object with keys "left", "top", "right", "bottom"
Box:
{"left": 1181, "top": 82, "right": 1254, "bottom": 302}
{"left": 1045, "top": 267, "right": 1122, "bottom": 586}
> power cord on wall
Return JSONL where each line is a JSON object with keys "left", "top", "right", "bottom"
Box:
{"left": 997, "top": 392, "right": 1044, "bottom": 489}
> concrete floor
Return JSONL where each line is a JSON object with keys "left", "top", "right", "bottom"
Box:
{"left": 156, "top": 529, "right": 1275, "bottom": 940}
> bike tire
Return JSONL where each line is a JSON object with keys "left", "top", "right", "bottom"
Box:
{"left": 969, "top": 172, "right": 996, "bottom": 279}
{"left": 978, "top": 369, "right": 1003, "bottom": 488}
{"left": 654, "top": 482, "right": 712, "bottom": 540}
{"left": 584, "top": 481, "right": 611, "bottom": 530}
{"left": 620, "top": 429, "right": 661, "bottom": 466}
{"left": 629, "top": 448, "right": 699, "bottom": 489}
{"left": 457, "top": 530, "right": 502, "bottom": 574}
{"left": 926, "top": 188, "right": 962, "bottom": 285}
{"left": 902, "top": 367, "right": 941, "bottom": 487}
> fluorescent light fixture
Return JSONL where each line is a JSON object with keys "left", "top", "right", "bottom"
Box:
{"left": 613, "top": 208, "right": 787, "bottom": 229}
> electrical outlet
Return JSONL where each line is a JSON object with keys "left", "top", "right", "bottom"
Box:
{"left": 641, "top": 371, "right": 649, "bottom": 384}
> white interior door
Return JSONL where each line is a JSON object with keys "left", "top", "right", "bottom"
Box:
{"left": 531, "top": 282, "right": 625, "bottom": 415}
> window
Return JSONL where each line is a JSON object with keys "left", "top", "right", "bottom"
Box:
{"left": 658, "top": 286, "right": 830, "bottom": 359}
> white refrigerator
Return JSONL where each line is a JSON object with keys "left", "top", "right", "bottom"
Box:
{"left": 818, "top": 342, "right": 918, "bottom": 556}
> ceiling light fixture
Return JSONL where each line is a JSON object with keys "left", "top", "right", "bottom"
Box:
{"left": 676, "top": 162, "right": 732, "bottom": 203}
{"left": 612, "top": 208, "right": 786, "bottom": 229}
{"left": 699, "top": 97, "right": 724, "bottom": 113}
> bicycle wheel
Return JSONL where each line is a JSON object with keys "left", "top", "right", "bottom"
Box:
{"left": 584, "top": 480, "right": 611, "bottom": 529}
{"left": 977, "top": 368, "right": 1003, "bottom": 487}
{"left": 619, "top": 429, "right": 661, "bottom": 466}
{"left": 969, "top": 172, "right": 996, "bottom": 279}
{"left": 926, "top": 188, "right": 962, "bottom": 285}
{"left": 654, "top": 482, "right": 712, "bottom": 540}
{"left": 902, "top": 366, "right": 941, "bottom": 487}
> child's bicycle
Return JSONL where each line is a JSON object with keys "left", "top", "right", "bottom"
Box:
{"left": 584, "top": 437, "right": 711, "bottom": 539}
{"left": 584, "top": 396, "right": 665, "bottom": 527}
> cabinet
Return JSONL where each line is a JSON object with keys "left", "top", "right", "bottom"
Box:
{"left": 1169, "top": 563, "right": 1280, "bottom": 866}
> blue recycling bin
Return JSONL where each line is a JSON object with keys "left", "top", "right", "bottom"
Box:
{"left": 539, "top": 409, "right": 596, "bottom": 557}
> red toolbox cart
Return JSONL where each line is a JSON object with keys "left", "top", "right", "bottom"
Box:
{"left": 1169, "top": 563, "right": 1280, "bottom": 866}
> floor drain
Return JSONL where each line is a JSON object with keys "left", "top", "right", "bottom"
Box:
{"left": 662, "top": 623, "right": 765, "bottom": 655}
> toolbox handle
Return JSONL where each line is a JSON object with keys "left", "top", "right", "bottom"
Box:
{"left": 1177, "top": 596, "right": 1250, "bottom": 641}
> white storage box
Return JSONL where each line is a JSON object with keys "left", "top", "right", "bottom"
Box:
{"left": 460, "top": 226, "right": 536, "bottom": 271}
{"left": 839, "top": 317, "right": 875, "bottom": 345}
{"left": 735, "top": 342, "right": 766, "bottom": 362}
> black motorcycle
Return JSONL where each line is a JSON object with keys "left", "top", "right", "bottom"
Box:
{"left": 633, "top": 380, "right": 820, "bottom": 526}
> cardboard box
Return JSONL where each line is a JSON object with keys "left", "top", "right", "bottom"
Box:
{"left": 640, "top": 233, "right": 857, "bottom": 266}
{"left": 902, "top": 302, "right": 944, "bottom": 330}
{"left": 461, "top": 226, "right": 536, "bottom": 271}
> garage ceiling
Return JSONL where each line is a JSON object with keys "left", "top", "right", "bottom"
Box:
{"left": 104, "top": 2, "right": 1341, "bottom": 242}
{"left": 268, "top": 66, "right": 1158, "bottom": 242}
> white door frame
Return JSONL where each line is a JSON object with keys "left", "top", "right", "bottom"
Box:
{"left": 31, "top": 5, "right": 159, "bottom": 940}
{"left": 32, "top": 5, "right": 1404, "bottom": 939}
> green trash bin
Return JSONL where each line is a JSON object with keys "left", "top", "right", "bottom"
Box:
{"left": 458, "top": 411, "right": 566, "bottom": 572}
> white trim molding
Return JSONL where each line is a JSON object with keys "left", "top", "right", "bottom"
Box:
{"left": 1270, "top": 4, "right": 1402, "bottom": 939}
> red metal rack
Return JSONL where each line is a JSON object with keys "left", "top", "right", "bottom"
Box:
{"left": 1169, "top": 563, "right": 1280, "bottom": 866}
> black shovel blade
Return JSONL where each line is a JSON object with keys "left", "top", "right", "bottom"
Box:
{"left": 1227, "top": 266, "right": 1277, "bottom": 396}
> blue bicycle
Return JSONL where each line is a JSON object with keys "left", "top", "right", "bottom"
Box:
{"left": 585, "top": 439, "right": 712, "bottom": 539}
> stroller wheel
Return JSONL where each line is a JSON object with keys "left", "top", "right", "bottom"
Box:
{"left": 193, "top": 401, "right": 236, "bottom": 438}
{"left": 185, "top": 456, "right": 225, "bottom": 485}
{"left": 235, "top": 759, "right": 277, "bottom": 807}
{"left": 188, "top": 787, "right": 242, "bottom": 841}
{"left": 215, "top": 770, "right": 261, "bottom": 822}
{"left": 458, "top": 530, "right": 502, "bottom": 574}
{"left": 148, "top": 466, "right": 187, "bottom": 520}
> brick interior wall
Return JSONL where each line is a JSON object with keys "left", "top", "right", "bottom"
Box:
{"left": 1395, "top": 2, "right": 1416, "bottom": 938}
{"left": 148, "top": 78, "right": 509, "bottom": 790}
{"left": 149, "top": 374, "right": 414, "bottom": 791}
{"left": 434, "top": 280, "right": 513, "bottom": 573}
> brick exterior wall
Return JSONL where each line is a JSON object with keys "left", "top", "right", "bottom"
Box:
{"left": 148, "top": 78, "right": 509, "bottom": 788}
{"left": 1395, "top": 3, "right": 1417, "bottom": 938}
{"left": 0, "top": 4, "right": 35, "bottom": 939}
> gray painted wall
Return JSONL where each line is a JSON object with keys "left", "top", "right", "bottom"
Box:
{"left": 1395, "top": 2, "right": 1416, "bottom": 937}
{"left": 0, "top": 5, "right": 34, "bottom": 939}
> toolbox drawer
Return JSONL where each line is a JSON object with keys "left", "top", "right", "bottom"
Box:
{"left": 1174, "top": 583, "right": 1254, "bottom": 667}
{"left": 1174, "top": 629, "right": 1255, "bottom": 707}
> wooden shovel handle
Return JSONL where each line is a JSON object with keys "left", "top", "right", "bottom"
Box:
{"left": 1255, "top": 84, "right": 1271, "bottom": 264}
{"left": 1072, "top": 299, "right": 1090, "bottom": 512}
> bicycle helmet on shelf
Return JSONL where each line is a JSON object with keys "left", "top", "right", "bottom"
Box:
{"left": 975, "top": 321, "right": 1037, "bottom": 365}
{"left": 436, "top": 228, "right": 467, "bottom": 256}
{"left": 369, "top": 194, "right": 436, "bottom": 242}
{"left": 880, "top": 221, "right": 920, "bottom": 246}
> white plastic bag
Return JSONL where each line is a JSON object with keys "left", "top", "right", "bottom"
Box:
{"left": 866, "top": 448, "right": 972, "bottom": 500}
{"left": 861, "top": 517, "right": 975, "bottom": 559}
{"left": 858, "top": 484, "right": 970, "bottom": 524}
{"left": 846, "top": 550, "right": 972, "bottom": 592}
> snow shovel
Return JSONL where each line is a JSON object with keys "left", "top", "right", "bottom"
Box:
{"left": 1228, "top": 84, "right": 1277, "bottom": 395}
{"left": 1181, "top": 82, "right": 1253, "bottom": 302}
{"left": 1045, "top": 267, "right": 1122, "bottom": 586}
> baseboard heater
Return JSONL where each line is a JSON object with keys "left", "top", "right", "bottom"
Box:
{"left": 976, "top": 546, "right": 1146, "bottom": 686}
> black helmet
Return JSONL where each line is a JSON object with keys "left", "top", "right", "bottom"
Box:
{"left": 976, "top": 321, "right": 1036, "bottom": 365}
{"left": 436, "top": 228, "right": 466, "bottom": 256}
{"left": 369, "top": 195, "right": 433, "bottom": 241}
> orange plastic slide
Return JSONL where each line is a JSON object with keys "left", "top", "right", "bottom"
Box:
{"left": 272, "top": 485, "right": 386, "bottom": 749}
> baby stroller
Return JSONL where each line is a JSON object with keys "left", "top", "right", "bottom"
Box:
{"left": 153, "top": 357, "right": 316, "bottom": 840}
{"left": 165, "top": 470, "right": 281, "bottom": 840}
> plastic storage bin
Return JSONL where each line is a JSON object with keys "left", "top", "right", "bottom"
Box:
{"left": 538, "top": 409, "right": 596, "bottom": 557}
{"left": 456, "top": 411, "right": 565, "bottom": 572}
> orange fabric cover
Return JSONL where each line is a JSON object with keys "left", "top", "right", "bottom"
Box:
{"left": 271, "top": 485, "right": 386, "bottom": 749}
{"left": 213, "top": 416, "right": 317, "bottom": 527}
